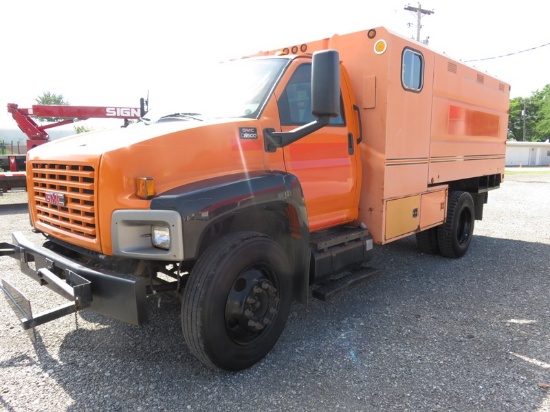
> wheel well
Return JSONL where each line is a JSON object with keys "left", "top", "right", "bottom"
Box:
{"left": 447, "top": 173, "right": 501, "bottom": 192}
{"left": 197, "top": 204, "right": 292, "bottom": 258}
{"left": 194, "top": 203, "right": 309, "bottom": 303}
{"left": 445, "top": 174, "right": 501, "bottom": 220}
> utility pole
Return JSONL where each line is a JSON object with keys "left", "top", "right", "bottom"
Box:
{"left": 404, "top": 3, "right": 434, "bottom": 42}
{"left": 522, "top": 100, "right": 527, "bottom": 141}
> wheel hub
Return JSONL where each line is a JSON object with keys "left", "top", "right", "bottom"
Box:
{"left": 225, "top": 267, "right": 279, "bottom": 343}
{"left": 457, "top": 208, "right": 472, "bottom": 245}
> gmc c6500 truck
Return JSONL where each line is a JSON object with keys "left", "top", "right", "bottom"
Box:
{"left": 1, "top": 27, "right": 510, "bottom": 371}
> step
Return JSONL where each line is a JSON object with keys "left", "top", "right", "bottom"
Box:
{"left": 310, "top": 226, "right": 371, "bottom": 251}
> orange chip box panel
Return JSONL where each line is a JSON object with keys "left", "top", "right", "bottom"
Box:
{"left": 301, "top": 27, "right": 509, "bottom": 243}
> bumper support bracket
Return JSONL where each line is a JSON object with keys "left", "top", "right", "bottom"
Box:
{"left": 0, "top": 232, "right": 147, "bottom": 339}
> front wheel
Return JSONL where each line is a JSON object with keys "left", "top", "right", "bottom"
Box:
{"left": 182, "top": 232, "right": 292, "bottom": 371}
{"left": 437, "top": 191, "right": 475, "bottom": 258}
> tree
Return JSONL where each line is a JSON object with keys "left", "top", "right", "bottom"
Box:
{"left": 507, "top": 84, "right": 550, "bottom": 142}
{"left": 507, "top": 97, "right": 538, "bottom": 141}
{"left": 533, "top": 85, "right": 550, "bottom": 142}
{"left": 34, "top": 91, "right": 69, "bottom": 122}
{"left": 74, "top": 124, "right": 94, "bottom": 134}
{"left": 508, "top": 97, "right": 524, "bottom": 140}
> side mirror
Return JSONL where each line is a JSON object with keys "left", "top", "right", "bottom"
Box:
{"left": 264, "top": 50, "right": 341, "bottom": 152}
{"left": 312, "top": 50, "right": 340, "bottom": 118}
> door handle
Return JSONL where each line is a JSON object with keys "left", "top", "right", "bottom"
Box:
{"left": 353, "top": 104, "right": 363, "bottom": 144}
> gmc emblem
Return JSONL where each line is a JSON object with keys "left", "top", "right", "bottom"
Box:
{"left": 45, "top": 192, "right": 66, "bottom": 207}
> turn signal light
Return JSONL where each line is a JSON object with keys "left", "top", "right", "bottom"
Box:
{"left": 135, "top": 177, "right": 155, "bottom": 199}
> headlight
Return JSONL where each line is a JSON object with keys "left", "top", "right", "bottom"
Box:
{"left": 112, "top": 210, "right": 184, "bottom": 261}
{"left": 152, "top": 224, "right": 170, "bottom": 250}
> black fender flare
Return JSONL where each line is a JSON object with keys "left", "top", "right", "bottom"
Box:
{"left": 150, "top": 171, "right": 311, "bottom": 303}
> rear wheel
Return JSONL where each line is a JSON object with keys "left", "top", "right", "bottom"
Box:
{"left": 182, "top": 231, "right": 292, "bottom": 371}
{"left": 437, "top": 191, "right": 475, "bottom": 258}
{"left": 416, "top": 227, "right": 439, "bottom": 254}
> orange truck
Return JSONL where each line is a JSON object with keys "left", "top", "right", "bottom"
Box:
{"left": 1, "top": 27, "right": 509, "bottom": 371}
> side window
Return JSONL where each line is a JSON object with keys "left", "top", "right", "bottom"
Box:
{"left": 402, "top": 48, "right": 424, "bottom": 92}
{"left": 278, "top": 63, "right": 345, "bottom": 126}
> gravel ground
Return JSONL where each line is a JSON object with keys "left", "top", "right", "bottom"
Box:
{"left": 1, "top": 170, "right": 549, "bottom": 412}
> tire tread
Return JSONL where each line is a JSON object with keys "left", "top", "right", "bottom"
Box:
{"left": 416, "top": 227, "right": 439, "bottom": 254}
{"left": 182, "top": 231, "right": 288, "bottom": 370}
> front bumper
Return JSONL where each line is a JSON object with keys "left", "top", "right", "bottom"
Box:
{"left": 1, "top": 232, "right": 148, "bottom": 339}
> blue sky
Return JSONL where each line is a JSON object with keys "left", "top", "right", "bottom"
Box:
{"left": 1, "top": 0, "right": 548, "bottom": 131}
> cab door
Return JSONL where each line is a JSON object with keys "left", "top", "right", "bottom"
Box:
{"left": 275, "top": 60, "right": 361, "bottom": 232}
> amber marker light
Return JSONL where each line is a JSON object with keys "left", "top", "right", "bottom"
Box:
{"left": 374, "top": 39, "right": 387, "bottom": 54}
{"left": 135, "top": 177, "right": 155, "bottom": 199}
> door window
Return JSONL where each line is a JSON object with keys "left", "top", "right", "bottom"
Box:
{"left": 278, "top": 64, "right": 345, "bottom": 126}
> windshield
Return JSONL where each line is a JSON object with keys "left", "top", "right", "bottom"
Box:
{"left": 144, "top": 58, "right": 289, "bottom": 122}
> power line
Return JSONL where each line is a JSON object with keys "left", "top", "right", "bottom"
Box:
{"left": 464, "top": 41, "right": 550, "bottom": 62}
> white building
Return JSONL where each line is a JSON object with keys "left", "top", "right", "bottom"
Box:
{"left": 506, "top": 141, "right": 550, "bottom": 167}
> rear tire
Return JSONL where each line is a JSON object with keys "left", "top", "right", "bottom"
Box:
{"left": 416, "top": 227, "right": 439, "bottom": 254}
{"left": 437, "top": 191, "right": 475, "bottom": 258}
{"left": 182, "top": 231, "right": 292, "bottom": 371}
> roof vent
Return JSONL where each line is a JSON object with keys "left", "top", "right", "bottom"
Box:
{"left": 447, "top": 62, "right": 457, "bottom": 74}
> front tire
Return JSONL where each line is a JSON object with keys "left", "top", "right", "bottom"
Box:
{"left": 437, "top": 191, "right": 475, "bottom": 258}
{"left": 182, "top": 232, "right": 292, "bottom": 371}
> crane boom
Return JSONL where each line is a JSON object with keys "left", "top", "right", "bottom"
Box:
{"left": 7, "top": 99, "right": 147, "bottom": 151}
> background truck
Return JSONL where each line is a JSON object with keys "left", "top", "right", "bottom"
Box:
{"left": 0, "top": 26, "right": 510, "bottom": 371}
{"left": 7, "top": 101, "right": 148, "bottom": 151}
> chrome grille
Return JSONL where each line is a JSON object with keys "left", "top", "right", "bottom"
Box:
{"left": 31, "top": 162, "right": 97, "bottom": 239}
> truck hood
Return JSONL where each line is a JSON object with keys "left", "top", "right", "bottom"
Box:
{"left": 29, "top": 119, "right": 209, "bottom": 158}
{"left": 25, "top": 115, "right": 269, "bottom": 255}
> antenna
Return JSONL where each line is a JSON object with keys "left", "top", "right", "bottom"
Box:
{"left": 140, "top": 90, "right": 150, "bottom": 117}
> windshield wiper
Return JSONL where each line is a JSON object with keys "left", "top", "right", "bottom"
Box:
{"left": 160, "top": 113, "right": 204, "bottom": 121}
{"left": 140, "top": 112, "right": 204, "bottom": 125}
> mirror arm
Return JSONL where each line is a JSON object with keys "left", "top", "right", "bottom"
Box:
{"left": 263, "top": 116, "right": 330, "bottom": 152}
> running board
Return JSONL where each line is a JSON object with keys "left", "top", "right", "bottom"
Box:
{"left": 312, "top": 266, "right": 380, "bottom": 301}
{"left": 1, "top": 268, "right": 92, "bottom": 342}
